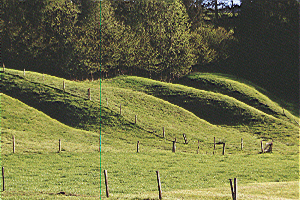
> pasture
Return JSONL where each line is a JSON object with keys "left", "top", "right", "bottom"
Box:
{"left": 1, "top": 69, "right": 298, "bottom": 199}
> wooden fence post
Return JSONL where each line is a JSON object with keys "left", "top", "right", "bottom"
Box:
{"left": 63, "top": 80, "right": 65, "bottom": 91}
{"left": 88, "top": 88, "right": 91, "bottom": 100}
{"left": 13, "top": 136, "right": 15, "bottom": 154}
{"left": 241, "top": 138, "right": 243, "bottom": 150}
{"left": 183, "top": 134, "right": 188, "bottom": 144}
{"left": 234, "top": 178, "right": 237, "bottom": 200}
{"left": 58, "top": 139, "right": 61, "bottom": 153}
{"left": 214, "top": 137, "right": 216, "bottom": 150}
{"left": 2, "top": 167, "right": 4, "bottom": 192}
{"left": 23, "top": 69, "right": 25, "bottom": 77}
{"left": 163, "top": 127, "right": 165, "bottom": 138}
{"left": 137, "top": 141, "right": 139, "bottom": 153}
{"left": 104, "top": 170, "right": 109, "bottom": 198}
{"left": 229, "top": 179, "right": 234, "bottom": 200}
{"left": 222, "top": 143, "right": 225, "bottom": 155}
{"left": 229, "top": 179, "right": 234, "bottom": 199}
{"left": 172, "top": 138, "right": 176, "bottom": 153}
{"left": 135, "top": 115, "right": 137, "bottom": 124}
{"left": 229, "top": 178, "right": 237, "bottom": 200}
{"left": 261, "top": 141, "right": 264, "bottom": 153}
{"left": 42, "top": 74, "right": 45, "bottom": 83}
{"left": 156, "top": 171, "right": 162, "bottom": 200}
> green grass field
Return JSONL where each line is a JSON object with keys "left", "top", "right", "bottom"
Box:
{"left": 1, "top": 69, "right": 299, "bottom": 199}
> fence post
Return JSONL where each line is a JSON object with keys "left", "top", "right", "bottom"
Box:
{"left": 137, "top": 141, "right": 139, "bottom": 153}
{"left": 163, "top": 127, "right": 165, "bottom": 138}
{"left": 214, "top": 137, "right": 216, "bottom": 150}
{"left": 261, "top": 141, "right": 264, "bottom": 153}
{"left": 183, "top": 134, "right": 188, "bottom": 144}
{"left": 88, "top": 88, "right": 91, "bottom": 100}
{"left": 229, "top": 178, "right": 237, "bottom": 200}
{"left": 241, "top": 138, "right": 243, "bottom": 150}
{"left": 135, "top": 115, "right": 137, "bottom": 124}
{"left": 42, "top": 74, "right": 45, "bottom": 83}
{"left": 156, "top": 171, "right": 162, "bottom": 200}
{"left": 222, "top": 143, "right": 225, "bottom": 155}
{"left": 229, "top": 179, "right": 234, "bottom": 200}
{"left": 63, "top": 80, "right": 65, "bottom": 91}
{"left": 23, "top": 69, "right": 25, "bottom": 77}
{"left": 58, "top": 139, "right": 61, "bottom": 153}
{"left": 172, "top": 138, "right": 176, "bottom": 153}
{"left": 104, "top": 170, "right": 109, "bottom": 198}
{"left": 234, "top": 178, "right": 237, "bottom": 200}
{"left": 2, "top": 167, "right": 4, "bottom": 192}
{"left": 13, "top": 136, "right": 15, "bottom": 154}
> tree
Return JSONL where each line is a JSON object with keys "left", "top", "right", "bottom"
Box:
{"left": 2, "top": 0, "right": 47, "bottom": 70}
{"left": 181, "top": 0, "right": 207, "bottom": 29}
{"left": 100, "top": 0, "right": 132, "bottom": 77}
{"left": 3, "top": 0, "right": 102, "bottom": 79}
{"left": 235, "top": 0, "right": 299, "bottom": 103}
{"left": 107, "top": 0, "right": 195, "bottom": 80}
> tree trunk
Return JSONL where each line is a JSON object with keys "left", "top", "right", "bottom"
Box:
{"left": 214, "top": 0, "right": 218, "bottom": 20}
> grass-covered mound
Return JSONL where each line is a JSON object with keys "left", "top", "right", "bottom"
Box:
{"left": 177, "top": 72, "right": 298, "bottom": 120}
{"left": 1, "top": 94, "right": 100, "bottom": 153}
{"left": 102, "top": 75, "right": 299, "bottom": 146}
{"left": 1, "top": 94, "right": 101, "bottom": 199}
{"left": 1, "top": 69, "right": 299, "bottom": 199}
{"left": 1, "top": 71, "right": 118, "bottom": 131}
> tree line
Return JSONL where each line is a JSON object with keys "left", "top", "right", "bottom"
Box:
{"left": 2, "top": 0, "right": 299, "bottom": 103}
{"left": 101, "top": 0, "right": 236, "bottom": 81}
{"left": 3, "top": 0, "right": 100, "bottom": 79}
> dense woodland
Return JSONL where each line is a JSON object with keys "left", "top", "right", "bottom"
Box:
{"left": 2, "top": 0, "right": 299, "bottom": 103}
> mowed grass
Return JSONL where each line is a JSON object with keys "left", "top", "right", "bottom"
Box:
{"left": 102, "top": 75, "right": 299, "bottom": 146}
{"left": 1, "top": 94, "right": 100, "bottom": 154}
{"left": 108, "top": 181, "right": 298, "bottom": 199}
{"left": 1, "top": 94, "right": 100, "bottom": 199}
{"left": 177, "top": 72, "right": 299, "bottom": 120}
{"left": 1, "top": 69, "right": 299, "bottom": 199}
{"left": 101, "top": 152, "right": 298, "bottom": 199}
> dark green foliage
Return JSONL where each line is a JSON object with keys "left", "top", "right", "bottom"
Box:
{"left": 2, "top": 0, "right": 298, "bottom": 106}
{"left": 233, "top": 0, "right": 299, "bottom": 103}
{"left": 2, "top": 0, "right": 100, "bottom": 79}
{"left": 190, "top": 25, "right": 235, "bottom": 65}
{"left": 106, "top": 0, "right": 195, "bottom": 81}
{"left": 181, "top": 0, "right": 207, "bottom": 29}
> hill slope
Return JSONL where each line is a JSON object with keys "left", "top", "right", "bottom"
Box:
{"left": 1, "top": 68, "right": 299, "bottom": 199}
{"left": 1, "top": 93, "right": 101, "bottom": 199}
{"left": 102, "top": 75, "right": 299, "bottom": 146}
{"left": 1, "top": 93, "right": 100, "bottom": 153}
{"left": 177, "top": 72, "right": 299, "bottom": 120}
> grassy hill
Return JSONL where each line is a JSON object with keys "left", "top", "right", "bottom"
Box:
{"left": 1, "top": 94, "right": 100, "bottom": 199}
{"left": 177, "top": 72, "right": 299, "bottom": 119}
{"left": 1, "top": 68, "right": 299, "bottom": 199}
{"left": 102, "top": 75, "right": 299, "bottom": 146}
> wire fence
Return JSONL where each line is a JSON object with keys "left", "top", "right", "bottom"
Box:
{"left": 2, "top": 67, "right": 279, "bottom": 155}
{"left": 4, "top": 67, "right": 101, "bottom": 102}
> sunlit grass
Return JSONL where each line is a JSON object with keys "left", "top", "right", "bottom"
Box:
{"left": 1, "top": 69, "right": 298, "bottom": 199}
